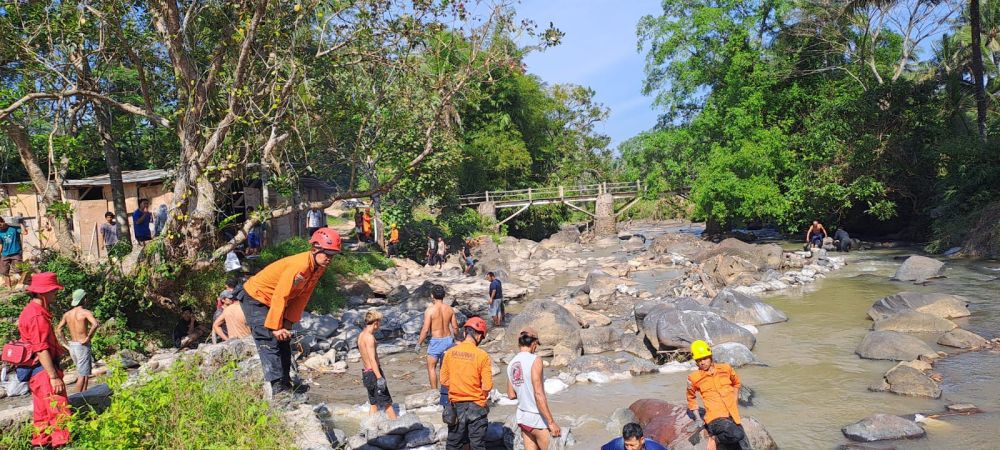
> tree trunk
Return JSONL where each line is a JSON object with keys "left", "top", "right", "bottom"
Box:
{"left": 94, "top": 102, "right": 132, "bottom": 241}
{"left": 1, "top": 120, "right": 76, "bottom": 255}
{"left": 970, "top": 0, "right": 989, "bottom": 141}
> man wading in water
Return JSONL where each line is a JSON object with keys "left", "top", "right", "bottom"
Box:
{"left": 416, "top": 284, "right": 458, "bottom": 402}
{"left": 805, "top": 220, "right": 827, "bottom": 249}
{"left": 687, "top": 340, "right": 749, "bottom": 450}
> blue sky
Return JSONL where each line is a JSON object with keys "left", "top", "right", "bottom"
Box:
{"left": 517, "top": 0, "right": 663, "bottom": 149}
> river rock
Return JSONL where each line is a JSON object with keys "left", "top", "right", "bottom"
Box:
{"left": 872, "top": 310, "right": 957, "bottom": 333}
{"left": 404, "top": 389, "right": 441, "bottom": 409}
{"left": 881, "top": 362, "right": 941, "bottom": 398}
{"left": 284, "top": 404, "right": 335, "bottom": 450}
{"left": 650, "top": 233, "right": 713, "bottom": 258}
{"left": 566, "top": 352, "right": 659, "bottom": 376}
{"left": 562, "top": 303, "right": 613, "bottom": 328}
{"left": 630, "top": 399, "right": 777, "bottom": 450}
{"left": 643, "top": 307, "right": 756, "bottom": 350}
{"left": 299, "top": 312, "right": 342, "bottom": 339}
{"left": 700, "top": 252, "right": 760, "bottom": 288}
{"left": 842, "top": 414, "right": 925, "bottom": 442}
{"left": 937, "top": 328, "right": 989, "bottom": 349}
{"left": 585, "top": 269, "right": 627, "bottom": 303}
{"left": 504, "top": 300, "right": 582, "bottom": 355}
{"left": 715, "top": 238, "right": 783, "bottom": 270}
{"left": 867, "top": 292, "right": 971, "bottom": 320}
{"left": 0, "top": 404, "right": 32, "bottom": 434}
{"left": 855, "top": 331, "right": 936, "bottom": 361}
{"left": 709, "top": 289, "right": 788, "bottom": 325}
{"left": 711, "top": 342, "right": 762, "bottom": 368}
{"left": 892, "top": 255, "right": 945, "bottom": 282}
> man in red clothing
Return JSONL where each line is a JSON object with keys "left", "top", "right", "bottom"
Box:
{"left": 17, "top": 272, "right": 71, "bottom": 447}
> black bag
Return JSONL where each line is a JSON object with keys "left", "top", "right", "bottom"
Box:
{"left": 707, "top": 417, "right": 746, "bottom": 445}
{"left": 442, "top": 401, "right": 458, "bottom": 426}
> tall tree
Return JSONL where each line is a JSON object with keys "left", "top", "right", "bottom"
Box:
{"left": 970, "top": 0, "right": 989, "bottom": 140}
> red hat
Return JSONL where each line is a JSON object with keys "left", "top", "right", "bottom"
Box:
{"left": 309, "top": 228, "right": 342, "bottom": 253}
{"left": 464, "top": 317, "right": 487, "bottom": 334}
{"left": 26, "top": 272, "right": 64, "bottom": 294}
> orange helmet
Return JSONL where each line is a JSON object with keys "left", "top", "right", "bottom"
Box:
{"left": 309, "top": 228, "right": 342, "bottom": 253}
{"left": 464, "top": 317, "right": 488, "bottom": 335}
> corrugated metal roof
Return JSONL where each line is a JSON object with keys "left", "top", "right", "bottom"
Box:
{"left": 63, "top": 169, "right": 171, "bottom": 187}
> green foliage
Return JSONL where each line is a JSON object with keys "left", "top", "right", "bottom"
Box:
{"left": 438, "top": 209, "right": 495, "bottom": 240}
{"left": 59, "top": 362, "right": 290, "bottom": 450}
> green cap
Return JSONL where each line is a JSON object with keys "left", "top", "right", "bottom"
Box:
{"left": 71, "top": 289, "right": 86, "bottom": 307}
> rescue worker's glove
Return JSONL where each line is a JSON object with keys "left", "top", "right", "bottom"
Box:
{"left": 686, "top": 408, "right": 706, "bottom": 421}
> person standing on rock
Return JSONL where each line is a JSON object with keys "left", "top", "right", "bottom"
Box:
{"left": 440, "top": 317, "right": 493, "bottom": 450}
{"left": 387, "top": 223, "right": 400, "bottom": 257}
{"left": 56, "top": 289, "right": 98, "bottom": 393}
{"left": 805, "top": 220, "right": 827, "bottom": 249}
{"left": 686, "top": 340, "right": 748, "bottom": 450}
{"left": 600, "top": 423, "right": 668, "bottom": 450}
{"left": 426, "top": 232, "right": 437, "bottom": 266}
{"left": 16, "top": 272, "right": 71, "bottom": 447}
{"left": 436, "top": 236, "right": 448, "bottom": 269}
{"left": 239, "top": 227, "right": 341, "bottom": 400}
{"left": 507, "top": 327, "right": 561, "bottom": 449}
{"left": 462, "top": 240, "right": 475, "bottom": 275}
{"left": 416, "top": 284, "right": 458, "bottom": 391}
{"left": 487, "top": 272, "right": 503, "bottom": 327}
{"left": 358, "top": 309, "right": 398, "bottom": 419}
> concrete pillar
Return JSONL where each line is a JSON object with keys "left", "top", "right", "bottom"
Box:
{"left": 477, "top": 201, "right": 496, "bottom": 222}
{"left": 594, "top": 193, "right": 616, "bottom": 235}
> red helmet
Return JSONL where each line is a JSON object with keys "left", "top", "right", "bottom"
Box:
{"left": 464, "top": 317, "right": 488, "bottom": 335}
{"left": 309, "top": 228, "right": 342, "bottom": 253}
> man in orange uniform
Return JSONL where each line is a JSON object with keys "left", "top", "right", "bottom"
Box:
{"left": 440, "top": 317, "right": 493, "bottom": 450}
{"left": 362, "top": 208, "right": 373, "bottom": 243}
{"left": 686, "top": 340, "right": 748, "bottom": 450}
{"left": 239, "top": 228, "right": 341, "bottom": 400}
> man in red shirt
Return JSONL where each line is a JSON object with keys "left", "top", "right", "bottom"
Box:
{"left": 17, "top": 272, "right": 71, "bottom": 447}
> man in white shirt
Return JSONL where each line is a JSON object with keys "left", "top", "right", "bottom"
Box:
{"left": 306, "top": 208, "right": 325, "bottom": 237}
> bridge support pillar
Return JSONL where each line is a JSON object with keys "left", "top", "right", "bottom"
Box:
{"left": 594, "top": 193, "right": 616, "bottom": 235}
{"left": 477, "top": 202, "right": 496, "bottom": 222}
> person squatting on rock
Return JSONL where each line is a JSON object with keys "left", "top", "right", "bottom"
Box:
{"left": 238, "top": 227, "right": 341, "bottom": 401}
{"left": 358, "top": 309, "right": 398, "bottom": 419}
{"left": 687, "top": 340, "right": 750, "bottom": 450}
{"left": 600, "top": 422, "right": 668, "bottom": 450}
{"left": 16, "top": 272, "right": 72, "bottom": 447}
{"left": 440, "top": 317, "right": 494, "bottom": 450}
{"left": 416, "top": 284, "right": 458, "bottom": 395}
{"left": 56, "top": 289, "right": 98, "bottom": 393}
{"left": 507, "top": 327, "right": 561, "bottom": 450}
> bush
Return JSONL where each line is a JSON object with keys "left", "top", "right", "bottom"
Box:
{"left": 55, "top": 362, "right": 290, "bottom": 450}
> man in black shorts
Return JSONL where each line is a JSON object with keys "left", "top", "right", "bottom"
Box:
{"left": 358, "top": 309, "right": 397, "bottom": 418}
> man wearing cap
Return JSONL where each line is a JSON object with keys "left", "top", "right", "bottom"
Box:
{"left": 239, "top": 227, "right": 341, "bottom": 400}
{"left": 687, "top": 340, "right": 748, "bottom": 450}
{"left": 17, "top": 272, "right": 71, "bottom": 447}
{"left": 507, "top": 327, "right": 560, "bottom": 450}
{"left": 56, "top": 289, "right": 98, "bottom": 393}
{"left": 440, "top": 316, "right": 493, "bottom": 450}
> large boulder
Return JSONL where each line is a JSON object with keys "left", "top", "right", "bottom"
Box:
{"left": 567, "top": 352, "right": 659, "bottom": 376}
{"left": 298, "top": 312, "right": 341, "bottom": 339}
{"left": 879, "top": 362, "right": 942, "bottom": 398}
{"left": 867, "top": 292, "right": 971, "bottom": 320}
{"left": 715, "top": 238, "right": 783, "bottom": 270}
{"left": 471, "top": 238, "right": 510, "bottom": 282}
{"left": 629, "top": 399, "right": 777, "bottom": 450}
{"left": 892, "top": 255, "right": 945, "bottom": 282}
{"left": 650, "top": 233, "right": 713, "bottom": 259}
{"left": 643, "top": 307, "right": 756, "bottom": 350}
{"left": 505, "top": 300, "right": 582, "bottom": 355}
{"left": 709, "top": 289, "right": 788, "bottom": 326}
{"left": 701, "top": 252, "right": 761, "bottom": 287}
{"left": 872, "top": 310, "right": 957, "bottom": 333}
{"left": 585, "top": 269, "right": 627, "bottom": 303}
{"left": 579, "top": 326, "right": 653, "bottom": 359}
{"left": 710, "top": 342, "right": 763, "bottom": 368}
{"left": 855, "top": 331, "right": 936, "bottom": 361}
{"left": 283, "top": 404, "right": 335, "bottom": 450}
{"left": 937, "top": 328, "right": 989, "bottom": 349}
{"left": 841, "top": 414, "right": 925, "bottom": 442}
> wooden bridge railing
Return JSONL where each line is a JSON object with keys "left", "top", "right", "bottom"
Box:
{"left": 459, "top": 181, "right": 641, "bottom": 206}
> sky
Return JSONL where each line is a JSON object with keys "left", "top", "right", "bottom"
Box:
{"left": 517, "top": 0, "right": 664, "bottom": 149}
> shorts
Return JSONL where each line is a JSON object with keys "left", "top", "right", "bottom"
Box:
{"left": 69, "top": 341, "right": 93, "bottom": 377}
{"left": 427, "top": 336, "right": 455, "bottom": 361}
{"left": 362, "top": 370, "right": 393, "bottom": 409}
{"left": 465, "top": 256, "right": 474, "bottom": 267}
{"left": 0, "top": 253, "right": 21, "bottom": 275}
{"left": 489, "top": 297, "right": 504, "bottom": 318}
{"left": 707, "top": 417, "right": 746, "bottom": 445}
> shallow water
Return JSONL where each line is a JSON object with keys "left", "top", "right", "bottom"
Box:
{"left": 559, "top": 246, "right": 1000, "bottom": 449}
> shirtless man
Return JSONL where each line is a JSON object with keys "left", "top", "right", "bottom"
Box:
{"left": 805, "top": 220, "right": 828, "bottom": 248}
{"left": 56, "top": 289, "right": 98, "bottom": 393}
{"left": 416, "top": 284, "right": 458, "bottom": 391}
{"left": 358, "top": 310, "right": 397, "bottom": 418}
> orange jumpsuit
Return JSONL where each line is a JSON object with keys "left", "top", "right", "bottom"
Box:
{"left": 686, "top": 362, "right": 742, "bottom": 425}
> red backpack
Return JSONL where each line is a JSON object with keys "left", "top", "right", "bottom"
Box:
{"left": 1, "top": 340, "right": 36, "bottom": 367}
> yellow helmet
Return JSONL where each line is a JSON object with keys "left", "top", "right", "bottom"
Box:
{"left": 690, "top": 340, "right": 712, "bottom": 360}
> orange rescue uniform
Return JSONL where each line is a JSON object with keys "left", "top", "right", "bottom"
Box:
{"left": 687, "top": 362, "right": 742, "bottom": 425}
{"left": 389, "top": 228, "right": 399, "bottom": 244}
{"left": 440, "top": 339, "right": 493, "bottom": 407}
{"left": 242, "top": 251, "right": 326, "bottom": 330}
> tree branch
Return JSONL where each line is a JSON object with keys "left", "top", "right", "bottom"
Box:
{"left": 0, "top": 90, "right": 169, "bottom": 127}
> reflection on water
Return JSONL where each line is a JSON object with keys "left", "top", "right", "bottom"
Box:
{"left": 558, "top": 246, "right": 1000, "bottom": 449}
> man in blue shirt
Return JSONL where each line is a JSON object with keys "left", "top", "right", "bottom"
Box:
{"left": 132, "top": 199, "right": 152, "bottom": 244}
{"left": 487, "top": 271, "right": 503, "bottom": 327}
{"left": 0, "top": 217, "right": 24, "bottom": 289}
{"left": 601, "top": 423, "right": 669, "bottom": 450}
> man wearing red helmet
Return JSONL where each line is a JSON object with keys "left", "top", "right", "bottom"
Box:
{"left": 239, "top": 227, "right": 341, "bottom": 400}
{"left": 439, "top": 316, "right": 494, "bottom": 450}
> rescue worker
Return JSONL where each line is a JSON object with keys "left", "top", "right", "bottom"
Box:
{"left": 387, "top": 223, "right": 400, "bottom": 257}
{"left": 362, "top": 208, "right": 373, "bottom": 243}
{"left": 239, "top": 227, "right": 341, "bottom": 401}
{"left": 687, "top": 340, "right": 748, "bottom": 450}
{"left": 440, "top": 317, "right": 493, "bottom": 450}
